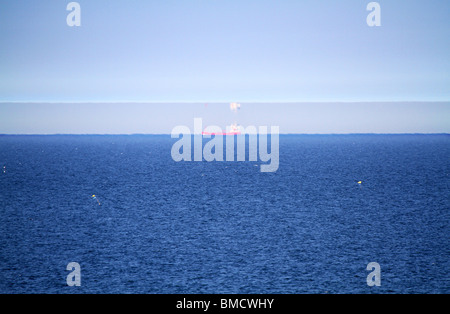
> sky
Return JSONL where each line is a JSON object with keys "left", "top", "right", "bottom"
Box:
{"left": 0, "top": 0, "right": 449, "bottom": 133}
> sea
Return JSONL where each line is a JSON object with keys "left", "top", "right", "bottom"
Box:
{"left": 0, "top": 134, "right": 449, "bottom": 294}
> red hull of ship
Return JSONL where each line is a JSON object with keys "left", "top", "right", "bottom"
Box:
{"left": 202, "top": 132, "right": 241, "bottom": 136}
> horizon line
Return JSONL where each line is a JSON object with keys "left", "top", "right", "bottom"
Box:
{"left": 1, "top": 100, "right": 450, "bottom": 104}
{"left": 1, "top": 133, "right": 448, "bottom": 136}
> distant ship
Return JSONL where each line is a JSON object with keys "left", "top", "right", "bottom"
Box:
{"left": 202, "top": 122, "right": 241, "bottom": 135}
{"left": 202, "top": 102, "right": 242, "bottom": 135}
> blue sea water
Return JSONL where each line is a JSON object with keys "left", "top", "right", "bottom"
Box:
{"left": 0, "top": 134, "right": 449, "bottom": 294}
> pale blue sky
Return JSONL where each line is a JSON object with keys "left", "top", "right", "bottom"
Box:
{"left": 0, "top": 1, "right": 449, "bottom": 133}
{"left": 1, "top": 0, "right": 449, "bottom": 102}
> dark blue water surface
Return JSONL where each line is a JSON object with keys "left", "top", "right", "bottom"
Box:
{"left": 0, "top": 135, "right": 449, "bottom": 294}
